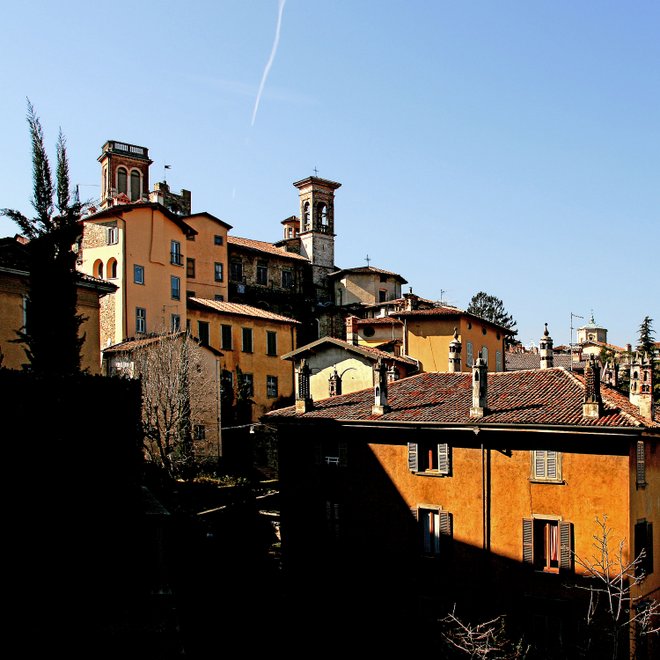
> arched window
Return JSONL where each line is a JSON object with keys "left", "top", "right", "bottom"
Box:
{"left": 318, "top": 203, "right": 328, "bottom": 229}
{"left": 117, "top": 167, "right": 127, "bottom": 195}
{"left": 94, "top": 259, "right": 104, "bottom": 279}
{"left": 108, "top": 258, "right": 118, "bottom": 279}
{"left": 130, "top": 170, "right": 141, "bottom": 201}
{"left": 303, "top": 202, "right": 310, "bottom": 230}
{"left": 481, "top": 346, "right": 488, "bottom": 367}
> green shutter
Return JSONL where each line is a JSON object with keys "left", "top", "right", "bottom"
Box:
{"left": 438, "top": 443, "right": 450, "bottom": 475}
{"left": 408, "top": 442, "right": 418, "bottom": 473}
{"left": 559, "top": 521, "right": 573, "bottom": 571}
{"left": 523, "top": 518, "right": 534, "bottom": 565}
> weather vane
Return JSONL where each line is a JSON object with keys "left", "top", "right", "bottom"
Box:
{"left": 365, "top": 254, "right": 371, "bottom": 266}
{"left": 313, "top": 166, "right": 318, "bottom": 176}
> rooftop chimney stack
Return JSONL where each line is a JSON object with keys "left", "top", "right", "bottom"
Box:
{"left": 583, "top": 354, "right": 603, "bottom": 418}
{"left": 539, "top": 323, "right": 554, "bottom": 369}
{"left": 448, "top": 327, "right": 462, "bottom": 373}
{"left": 295, "top": 359, "right": 313, "bottom": 413}
{"left": 372, "top": 358, "right": 391, "bottom": 416}
{"left": 470, "top": 352, "right": 488, "bottom": 418}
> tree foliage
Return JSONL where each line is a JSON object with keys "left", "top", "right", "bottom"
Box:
{"left": 635, "top": 316, "right": 659, "bottom": 402}
{"left": 467, "top": 291, "right": 519, "bottom": 347}
{"left": 0, "top": 100, "right": 85, "bottom": 375}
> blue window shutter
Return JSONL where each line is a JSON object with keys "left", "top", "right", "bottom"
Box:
{"left": 408, "top": 443, "right": 418, "bottom": 473}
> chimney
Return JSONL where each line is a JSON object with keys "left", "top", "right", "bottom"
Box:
{"left": 295, "top": 358, "right": 313, "bottom": 413}
{"left": 539, "top": 323, "right": 554, "bottom": 369}
{"left": 372, "top": 358, "right": 391, "bottom": 416}
{"left": 470, "top": 352, "right": 488, "bottom": 418}
{"left": 345, "top": 315, "right": 359, "bottom": 345}
{"left": 583, "top": 354, "right": 603, "bottom": 418}
{"left": 387, "top": 364, "right": 399, "bottom": 382}
{"left": 630, "top": 352, "right": 654, "bottom": 421}
{"left": 448, "top": 327, "right": 462, "bottom": 373}
{"left": 328, "top": 367, "right": 342, "bottom": 397}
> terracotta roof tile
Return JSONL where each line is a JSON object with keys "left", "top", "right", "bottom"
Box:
{"left": 187, "top": 298, "right": 300, "bottom": 324}
{"left": 328, "top": 266, "right": 407, "bottom": 282}
{"left": 266, "top": 367, "right": 659, "bottom": 429}
{"left": 356, "top": 317, "right": 403, "bottom": 326}
{"left": 228, "top": 236, "right": 309, "bottom": 261}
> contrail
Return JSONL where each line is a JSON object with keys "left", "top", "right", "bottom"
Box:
{"left": 251, "top": 0, "right": 286, "bottom": 126}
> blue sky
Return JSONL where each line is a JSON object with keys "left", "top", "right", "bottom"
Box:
{"left": 1, "top": 1, "right": 658, "bottom": 348}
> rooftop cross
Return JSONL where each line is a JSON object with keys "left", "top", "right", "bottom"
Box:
{"left": 365, "top": 254, "right": 371, "bottom": 266}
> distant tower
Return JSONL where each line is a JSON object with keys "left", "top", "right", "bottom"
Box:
{"left": 577, "top": 313, "right": 607, "bottom": 345}
{"left": 293, "top": 176, "right": 341, "bottom": 289}
{"left": 470, "top": 352, "right": 488, "bottom": 418}
{"left": 539, "top": 323, "right": 554, "bottom": 369}
{"left": 448, "top": 327, "right": 462, "bottom": 372}
{"left": 630, "top": 352, "right": 654, "bottom": 420}
{"left": 98, "top": 140, "right": 152, "bottom": 208}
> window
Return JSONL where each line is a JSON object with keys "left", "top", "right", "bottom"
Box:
{"left": 408, "top": 441, "right": 451, "bottom": 476}
{"left": 107, "top": 226, "right": 118, "bottom": 245}
{"left": 523, "top": 518, "right": 573, "bottom": 572}
{"left": 221, "top": 369, "right": 233, "bottom": 393}
{"left": 266, "top": 331, "right": 277, "bottom": 356}
{"left": 117, "top": 167, "right": 127, "bottom": 195}
{"left": 267, "top": 375, "right": 278, "bottom": 398}
{"left": 170, "top": 240, "right": 182, "bottom": 266}
{"left": 108, "top": 258, "right": 117, "bottom": 279}
{"left": 171, "top": 314, "right": 181, "bottom": 332}
{"left": 380, "top": 275, "right": 388, "bottom": 283}
{"left": 194, "top": 425, "right": 206, "bottom": 441}
{"left": 256, "top": 261, "right": 268, "bottom": 286}
{"left": 282, "top": 270, "right": 294, "bottom": 289}
{"left": 532, "top": 451, "right": 562, "bottom": 482}
{"left": 214, "top": 294, "right": 224, "bottom": 302}
{"left": 214, "top": 262, "right": 224, "bottom": 282}
{"left": 187, "top": 290, "right": 195, "bottom": 298}
{"left": 315, "top": 438, "right": 348, "bottom": 467}
{"left": 95, "top": 260, "right": 104, "bottom": 279}
{"left": 130, "top": 170, "right": 140, "bottom": 201}
{"left": 481, "top": 346, "right": 488, "bottom": 366}
{"left": 230, "top": 260, "right": 243, "bottom": 282}
{"left": 133, "top": 265, "right": 144, "bottom": 284}
{"left": 634, "top": 520, "right": 654, "bottom": 577}
{"left": 136, "top": 307, "right": 146, "bottom": 334}
{"left": 379, "top": 289, "right": 387, "bottom": 303}
{"left": 242, "top": 327, "right": 253, "bottom": 353}
{"left": 214, "top": 235, "right": 223, "bottom": 246}
{"left": 186, "top": 233, "right": 195, "bottom": 241}
{"left": 187, "top": 258, "right": 196, "bottom": 278}
{"left": 466, "top": 341, "right": 474, "bottom": 367}
{"left": 198, "top": 321, "right": 210, "bottom": 345}
{"left": 416, "top": 507, "right": 453, "bottom": 557}
{"left": 303, "top": 201, "right": 310, "bottom": 230}
{"left": 239, "top": 372, "right": 253, "bottom": 397}
{"left": 221, "top": 324, "right": 232, "bottom": 350}
{"left": 496, "top": 350, "right": 503, "bottom": 372}
{"left": 171, "top": 275, "right": 181, "bottom": 300}
{"left": 636, "top": 441, "right": 647, "bottom": 489}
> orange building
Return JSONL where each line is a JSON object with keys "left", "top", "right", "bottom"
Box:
{"left": 267, "top": 357, "right": 659, "bottom": 657}
{"left": 0, "top": 236, "right": 115, "bottom": 374}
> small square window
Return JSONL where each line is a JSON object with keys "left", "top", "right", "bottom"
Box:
{"left": 107, "top": 226, "right": 118, "bottom": 245}
{"left": 214, "top": 294, "right": 224, "bottom": 302}
{"left": 532, "top": 451, "right": 562, "bottom": 483}
{"left": 214, "top": 235, "right": 224, "bottom": 246}
{"left": 134, "top": 265, "right": 145, "bottom": 285}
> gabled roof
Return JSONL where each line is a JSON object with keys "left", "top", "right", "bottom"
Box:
{"left": 266, "top": 367, "right": 659, "bottom": 430}
{"left": 184, "top": 212, "right": 233, "bottom": 230}
{"left": 280, "top": 336, "right": 418, "bottom": 367}
{"left": 83, "top": 201, "right": 197, "bottom": 236}
{"left": 328, "top": 265, "right": 407, "bottom": 283}
{"left": 187, "top": 298, "right": 300, "bottom": 324}
{"left": 103, "top": 331, "right": 223, "bottom": 357}
{"left": 356, "top": 317, "right": 403, "bottom": 326}
{"left": 228, "top": 236, "right": 309, "bottom": 262}
{"left": 392, "top": 305, "right": 515, "bottom": 335}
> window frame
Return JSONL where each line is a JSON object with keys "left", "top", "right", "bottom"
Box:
{"left": 256, "top": 261, "right": 268, "bottom": 286}
{"left": 531, "top": 450, "right": 563, "bottom": 483}
{"left": 171, "top": 314, "right": 181, "bottom": 333}
{"left": 266, "top": 331, "right": 277, "bottom": 356}
{"left": 282, "top": 270, "right": 294, "bottom": 289}
{"left": 415, "top": 506, "right": 453, "bottom": 558}
{"left": 408, "top": 441, "right": 451, "bottom": 477}
{"left": 266, "top": 375, "right": 278, "bottom": 398}
{"left": 107, "top": 226, "right": 118, "bottom": 245}
{"left": 170, "top": 275, "right": 181, "bottom": 301}
{"left": 214, "top": 234, "right": 224, "bottom": 246}
{"left": 170, "top": 240, "right": 182, "bottom": 266}
{"left": 186, "top": 257, "right": 196, "bottom": 279}
{"left": 197, "top": 320, "right": 210, "bottom": 345}
{"left": 136, "top": 307, "right": 146, "bottom": 334}
{"left": 230, "top": 260, "right": 243, "bottom": 282}
{"left": 214, "top": 262, "right": 224, "bottom": 282}
{"left": 242, "top": 327, "right": 253, "bottom": 353}
{"left": 134, "top": 264, "right": 144, "bottom": 285}
{"left": 523, "top": 517, "right": 573, "bottom": 573}
{"left": 221, "top": 324, "right": 233, "bottom": 350}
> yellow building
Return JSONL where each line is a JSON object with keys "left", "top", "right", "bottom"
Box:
{"left": 0, "top": 236, "right": 115, "bottom": 374}
{"left": 186, "top": 298, "right": 299, "bottom": 421}
{"left": 393, "top": 305, "right": 512, "bottom": 372}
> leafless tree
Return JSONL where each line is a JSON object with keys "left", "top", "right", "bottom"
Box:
{"left": 440, "top": 605, "right": 530, "bottom": 659}
{"left": 128, "top": 332, "right": 216, "bottom": 480}
{"left": 572, "top": 514, "right": 659, "bottom": 659}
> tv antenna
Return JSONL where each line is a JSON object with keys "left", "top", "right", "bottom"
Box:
{"left": 570, "top": 312, "right": 584, "bottom": 371}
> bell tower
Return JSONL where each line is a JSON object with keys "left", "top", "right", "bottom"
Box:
{"left": 98, "top": 140, "right": 152, "bottom": 208}
{"left": 293, "top": 175, "right": 341, "bottom": 288}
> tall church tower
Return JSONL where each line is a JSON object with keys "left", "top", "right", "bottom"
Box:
{"left": 293, "top": 176, "right": 341, "bottom": 291}
{"left": 98, "top": 140, "right": 152, "bottom": 209}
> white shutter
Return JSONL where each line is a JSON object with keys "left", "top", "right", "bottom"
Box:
{"left": 437, "top": 443, "right": 450, "bottom": 475}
